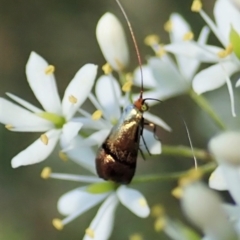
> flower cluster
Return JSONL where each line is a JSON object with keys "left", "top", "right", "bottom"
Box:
{"left": 1, "top": 0, "right": 240, "bottom": 239}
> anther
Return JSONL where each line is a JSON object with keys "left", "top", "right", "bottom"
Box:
{"left": 138, "top": 198, "right": 147, "bottom": 207}
{"left": 183, "top": 31, "right": 194, "bottom": 41}
{"left": 45, "top": 65, "right": 55, "bottom": 75}
{"left": 85, "top": 228, "right": 95, "bottom": 238}
{"left": 144, "top": 35, "right": 160, "bottom": 46}
{"left": 41, "top": 167, "right": 52, "bottom": 179}
{"left": 102, "top": 63, "right": 112, "bottom": 74}
{"left": 156, "top": 46, "right": 166, "bottom": 57}
{"left": 191, "top": 0, "right": 202, "bottom": 12}
{"left": 68, "top": 95, "right": 77, "bottom": 104}
{"left": 129, "top": 233, "right": 143, "bottom": 240}
{"left": 151, "top": 204, "right": 165, "bottom": 218}
{"left": 122, "top": 80, "right": 133, "bottom": 92}
{"left": 92, "top": 110, "right": 102, "bottom": 120}
{"left": 171, "top": 186, "right": 183, "bottom": 199}
{"left": 52, "top": 218, "right": 64, "bottom": 230}
{"left": 164, "top": 20, "right": 173, "bottom": 32}
{"left": 5, "top": 124, "right": 13, "bottom": 130}
{"left": 59, "top": 151, "right": 68, "bottom": 161}
{"left": 40, "top": 134, "right": 49, "bottom": 145}
{"left": 154, "top": 217, "right": 166, "bottom": 232}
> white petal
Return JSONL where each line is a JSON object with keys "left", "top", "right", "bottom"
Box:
{"left": 0, "top": 98, "right": 53, "bottom": 132}
{"left": 133, "top": 65, "right": 157, "bottom": 88}
{"left": 11, "top": 129, "right": 61, "bottom": 168}
{"left": 96, "top": 13, "right": 129, "bottom": 71}
{"left": 147, "top": 57, "right": 188, "bottom": 98}
{"left": 95, "top": 75, "right": 121, "bottom": 120}
{"left": 236, "top": 78, "right": 240, "bottom": 87}
{"left": 6, "top": 92, "right": 43, "bottom": 113}
{"left": 60, "top": 121, "right": 83, "bottom": 148}
{"left": 75, "top": 116, "right": 111, "bottom": 130}
{"left": 144, "top": 111, "right": 172, "bottom": 132}
{"left": 62, "top": 64, "right": 97, "bottom": 120}
{"left": 214, "top": 0, "right": 240, "bottom": 45}
{"left": 62, "top": 135, "right": 96, "bottom": 174}
{"left": 164, "top": 42, "right": 223, "bottom": 62}
{"left": 83, "top": 193, "right": 118, "bottom": 240}
{"left": 192, "top": 62, "right": 239, "bottom": 94}
{"left": 58, "top": 187, "right": 108, "bottom": 216}
{"left": 208, "top": 131, "right": 240, "bottom": 165}
{"left": 216, "top": 164, "right": 240, "bottom": 206}
{"left": 82, "top": 129, "right": 110, "bottom": 147}
{"left": 169, "top": 13, "right": 191, "bottom": 43}
{"left": 117, "top": 186, "right": 150, "bottom": 218}
{"left": 209, "top": 166, "right": 227, "bottom": 190}
{"left": 26, "top": 52, "right": 62, "bottom": 114}
{"left": 181, "top": 181, "right": 237, "bottom": 240}
{"left": 141, "top": 129, "right": 161, "bottom": 155}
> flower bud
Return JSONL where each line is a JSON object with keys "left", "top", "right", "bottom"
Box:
{"left": 96, "top": 12, "right": 129, "bottom": 71}
{"left": 209, "top": 131, "right": 240, "bottom": 165}
{"left": 181, "top": 181, "right": 237, "bottom": 240}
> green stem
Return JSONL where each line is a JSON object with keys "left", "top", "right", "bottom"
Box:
{"left": 160, "top": 145, "right": 214, "bottom": 161}
{"left": 132, "top": 162, "right": 216, "bottom": 184}
{"left": 188, "top": 89, "right": 226, "bottom": 130}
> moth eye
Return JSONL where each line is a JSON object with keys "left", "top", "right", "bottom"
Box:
{"left": 141, "top": 103, "right": 148, "bottom": 112}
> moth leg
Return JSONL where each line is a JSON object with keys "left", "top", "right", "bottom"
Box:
{"left": 140, "top": 133, "right": 152, "bottom": 156}
{"left": 139, "top": 117, "right": 151, "bottom": 156}
{"left": 144, "top": 122, "right": 160, "bottom": 141}
{"left": 138, "top": 146, "right": 146, "bottom": 161}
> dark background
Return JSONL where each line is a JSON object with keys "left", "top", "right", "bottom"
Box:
{"left": 1, "top": 0, "right": 238, "bottom": 239}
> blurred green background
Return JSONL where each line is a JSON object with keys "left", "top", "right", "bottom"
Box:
{"left": 1, "top": 0, "right": 239, "bottom": 239}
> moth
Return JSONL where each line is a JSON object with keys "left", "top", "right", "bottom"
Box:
{"left": 95, "top": 0, "right": 159, "bottom": 184}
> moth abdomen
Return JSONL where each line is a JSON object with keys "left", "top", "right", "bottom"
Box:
{"left": 96, "top": 147, "right": 136, "bottom": 184}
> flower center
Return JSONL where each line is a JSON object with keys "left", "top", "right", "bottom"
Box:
{"left": 37, "top": 112, "right": 66, "bottom": 129}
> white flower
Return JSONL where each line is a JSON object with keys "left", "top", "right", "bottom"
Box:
{"left": 45, "top": 164, "right": 150, "bottom": 240}
{"left": 96, "top": 13, "right": 129, "bottom": 72}
{"left": 181, "top": 180, "right": 237, "bottom": 240}
{"left": 71, "top": 73, "right": 171, "bottom": 156}
{"left": 134, "top": 13, "right": 210, "bottom": 101}
{"left": 167, "top": 0, "right": 240, "bottom": 116}
{"left": 209, "top": 131, "right": 240, "bottom": 206}
{"left": 0, "top": 51, "right": 97, "bottom": 168}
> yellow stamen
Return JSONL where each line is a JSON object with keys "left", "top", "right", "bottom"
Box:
{"left": 41, "top": 167, "right": 52, "bottom": 179}
{"left": 217, "top": 50, "right": 228, "bottom": 58}
{"left": 171, "top": 186, "right": 183, "bottom": 199}
{"left": 102, "top": 63, "right": 112, "bottom": 75}
{"left": 164, "top": 20, "right": 173, "bottom": 32}
{"left": 59, "top": 151, "right": 68, "bottom": 161}
{"left": 45, "top": 65, "right": 55, "bottom": 75}
{"left": 191, "top": 0, "right": 202, "bottom": 12}
{"left": 138, "top": 198, "right": 147, "bottom": 207}
{"left": 151, "top": 204, "right": 165, "bottom": 218}
{"left": 52, "top": 218, "right": 64, "bottom": 230}
{"left": 129, "top": 233, "right": 143, "bottom": 240}
{"left": 40, "top": 134, "right": 49, "bottom": 145}
{"left": 85, "top": 228, "right": 95, "bottom": 238}
{"left": 179, "top": 168, "right": 202, "bottom": 187}
{"left": 125, "top": 73, "right": 133, "bottom": 82}
{"left": 122, "top": 81, "right": 133, "bottom": 92}
{"left": 154, "top": 217, "right": 166, "bottom": 232}
{"left": 183, "top": 31, "right": 194, "bottom": 41}
{"left": 226, "top": 43, "right": 233, "bottom": 54}
{"left": 144, "top": 35, "right": 160, "bottom": 46}
{"left": 156, "top": 45, "right": 166, "bottom": 57}
{"left": 92, "top": 110, "right": 102, "bottom": 120}
{"left": 68, "top": 95, "right": 77, "bottom": 104}
{"left": 5, "top": 124, "right": 13, "bottom": 130}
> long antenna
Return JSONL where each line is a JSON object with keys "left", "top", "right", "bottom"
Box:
{"left": 115, "top": 0, "right": 144, "bottom": 99}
